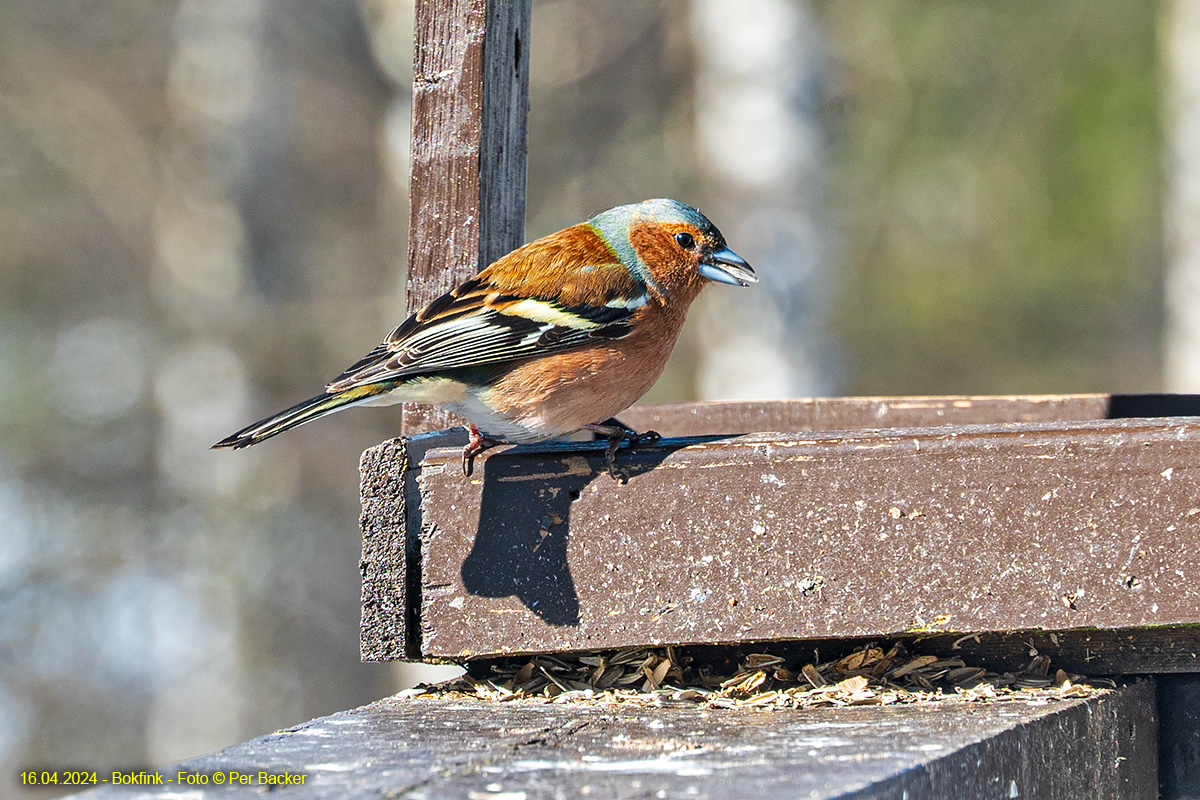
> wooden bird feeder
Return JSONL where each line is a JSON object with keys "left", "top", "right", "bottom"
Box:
{"left": 82, "top": 1, "right": 1200, "bottom": 797}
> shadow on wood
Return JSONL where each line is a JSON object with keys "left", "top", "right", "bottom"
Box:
{"left": 461, "top": 445, "right": 677, "bottom": 627}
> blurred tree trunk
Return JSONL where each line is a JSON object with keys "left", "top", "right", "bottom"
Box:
{"left": 1165, "top": 0, "right": 1200, "bottom": 391}
{"left": 690, "top": 0, "right": 836, "bottom": 400}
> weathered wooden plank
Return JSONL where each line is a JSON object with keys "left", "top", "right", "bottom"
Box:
{"left": 618, "top": 394, "right": 1200, "bottom": 438}
{"left": 372, "top": 417, "right": 1200, "bottom": 663}
{"left": 359, "top": 437, "right": 415, "bottom": 661}
{"left": 402, "top": 0, "right": 531, "bottom": 436}
{"left": 74, "top": 682, "right": 1157, "bottom": 799}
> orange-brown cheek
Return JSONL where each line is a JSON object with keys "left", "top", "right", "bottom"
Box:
{"left": 628, "top": 222, "right": 705, "bottom": 298}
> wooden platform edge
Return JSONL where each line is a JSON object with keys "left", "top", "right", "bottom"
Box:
{"left": 404, "top": 417, "right": 1200, "bottom": 663}
{"left": 618, "top": 393, "right": 1200, "bottom": 438}
{"left": 73, "top": 682, "right": 1157, "bottom": 799}
{"left": 362, "top": 396, "right": 1200, "bottom": 666}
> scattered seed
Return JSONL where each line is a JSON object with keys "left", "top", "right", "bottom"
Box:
{"left": 801, "top": 664, "right": 826, "bottom": 688}
{"left": 890, "top": 655, "right": 939, "bottom": 678}
{"left": 420, "top": 640, "right": 1100, "bottom": 711}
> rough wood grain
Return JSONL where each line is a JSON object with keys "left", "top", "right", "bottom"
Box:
{"left": 402, "top": 0, "right": 531, "bottom": 435}
{"left": 75, "top": 682, "right": 1157, "bottom": 799}
{"left": 360, "top": 429, "right": 466, "bottom": 661}
{"left": 364, "top": 417, "right": 1200, "bottom": 664}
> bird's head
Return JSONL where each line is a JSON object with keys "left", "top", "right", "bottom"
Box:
{"left": 587, "top": 198, "right": 757, "bottom": 299}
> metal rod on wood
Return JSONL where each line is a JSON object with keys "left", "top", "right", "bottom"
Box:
{"left": 402, "top": 0, "right": 532, "bottom": 435}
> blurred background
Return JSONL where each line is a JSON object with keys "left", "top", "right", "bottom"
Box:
{"left": 0, "top": 0, "right": 1182, "bottom": 794}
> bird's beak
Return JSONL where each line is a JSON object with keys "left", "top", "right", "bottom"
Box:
{"left": 698, "top": 247, "right": 757, "bottom": 287}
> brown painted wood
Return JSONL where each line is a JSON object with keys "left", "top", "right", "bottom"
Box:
{"left": 409, "top": 392, "right": 1200, "bottom": 470}
{"left": 618, "top": 394, "right": 1200, "bottom": 438}
{"left": 75, "top": 682, "right": 1157, "bottom": 799}
{"left": 361, "top": 417, "right": 1200, "bottom": 665}
{"left": 401, "top": 0, "right": 531, "bottom": 436}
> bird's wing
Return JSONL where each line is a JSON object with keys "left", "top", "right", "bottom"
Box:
{"left": 325, "top": 225, "right": 650, "bottom": 392}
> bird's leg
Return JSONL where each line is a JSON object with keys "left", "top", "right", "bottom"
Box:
{"left": 461, "top": 423, "right": 501, "bottom": 477}
{"left": 595, "top": 417, "right": 662, "bottom": 446}
{"left": 583, "top": 418, "right": 662, "bottom": 482}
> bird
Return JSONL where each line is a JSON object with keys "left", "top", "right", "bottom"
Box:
{"left": 213, "top": 198, "right": 756, "bottom": 478}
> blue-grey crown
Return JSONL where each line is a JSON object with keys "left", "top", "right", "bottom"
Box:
{"left": 588, "top": 198, "right": 717, "bottom": 239}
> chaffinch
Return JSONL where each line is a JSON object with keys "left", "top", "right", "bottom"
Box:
{"left": 214, "top": 198, "right": 756, "bottom": 477}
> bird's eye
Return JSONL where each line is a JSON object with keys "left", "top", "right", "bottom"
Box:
{"left": 674, "top": 232, "right": 696, "bottom": 250}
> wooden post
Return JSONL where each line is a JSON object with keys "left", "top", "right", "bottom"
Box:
{"left": 402, "top": 0, "right": 532, "bottom": 435}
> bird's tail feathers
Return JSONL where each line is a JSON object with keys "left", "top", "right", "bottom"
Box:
{"left": 212, "top": 384, "right": 389, "bottom": 449}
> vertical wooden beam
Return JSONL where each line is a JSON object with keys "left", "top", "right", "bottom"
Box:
{"left": 1158, "top": 675, "right": 1200, "bottom": 799}
{"left": 402, "top": 0, "right": 532, "bottom": 435}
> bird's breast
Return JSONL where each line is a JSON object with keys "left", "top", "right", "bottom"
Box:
{"left": 472, "top": 305, "right": 688, "bottom": 440}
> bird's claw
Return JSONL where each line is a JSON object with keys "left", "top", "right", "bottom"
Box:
{"left": 632, "top": 429, "right": 661, "bottom": 445}
{"left": 603, "top": 436, "right": 626, "bottom": 483}
{"left": 461, "top": 424, "right": 499, "bottom": 476}
{"left": 462, "top": 423, "right": 661, "bottom": 480}
{"left": 585, "top": 421, "right": 662, "bottom": 482}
